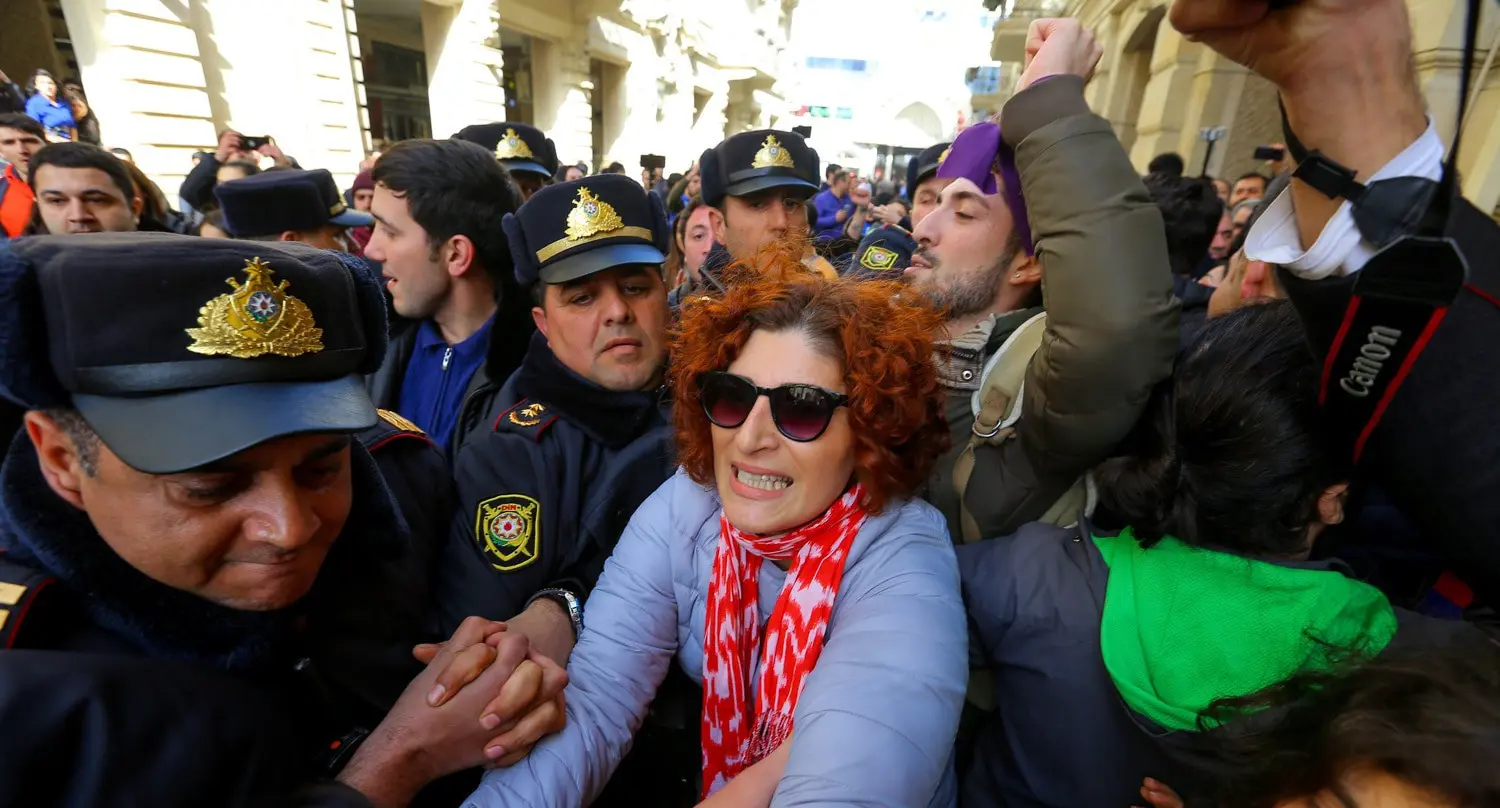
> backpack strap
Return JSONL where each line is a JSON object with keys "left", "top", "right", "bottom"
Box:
{"left": 0, "top": 556, "right": 57, "bottom": 649}
{"left": 952, "top": 312, "right": 1097, "bottom": 542}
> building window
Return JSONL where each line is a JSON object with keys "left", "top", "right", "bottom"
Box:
{"left": 806, "top": 57, "right": 868, "bottom": 72}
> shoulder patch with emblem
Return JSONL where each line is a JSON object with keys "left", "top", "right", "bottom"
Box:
{"left": 494, "top": 399, "right": 559, "bottom": 442}
{"left": 860, "top": 245, "right": 900, "bottom": 271}
{"left": 0, "top": 564, "right": 57, "bottom": 650}
{"left": 474, "top": 493, "right": 541, "bottom": 572}
{"left": 377, "top": 409, "right": 424, "bottom": 434}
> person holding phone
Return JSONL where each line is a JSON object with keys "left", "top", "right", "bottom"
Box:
{"left": 178, "top": 129, "right": 295, "bottom": 213}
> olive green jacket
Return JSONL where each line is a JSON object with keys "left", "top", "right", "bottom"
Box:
{"left": 932, "top": 75, "right": 1180, "bottom": 540}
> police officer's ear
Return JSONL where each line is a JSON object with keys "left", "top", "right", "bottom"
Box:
{"left": 276, "top": 230, "right": 301, "bottom": 243}
{"left": 24, "top": 411, "right": 90, "bottom": 508}
{"left": 708, "top": 206, "right": 727, "bottom": 246}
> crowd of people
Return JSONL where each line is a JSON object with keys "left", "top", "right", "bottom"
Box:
{"left": 0, "top": 0, "right": 1498, "bottom": 806}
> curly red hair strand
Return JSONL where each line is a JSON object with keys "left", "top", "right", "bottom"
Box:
{"left": 669, "top": 244, "right": 951, "bottom": 515}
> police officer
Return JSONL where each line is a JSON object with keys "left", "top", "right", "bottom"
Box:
{"left": 214, "top": 167, "right": 374, "bottom": 251}
{"left": 432, "top": 173, "right": 674, "bottom": 647}
{"left": 0, "top": 234, "right": 564, "bottom": 806}
{"left": 669, "top": 128, "right": 829, "bottom": 305}
{"left": 437, "top": 172, "right": 697, "bottom": 808}
{"left": 845, "top": 141, "right": 951, "bottom": 280}
{"left": 452, "top": 122, "right": 560, "bottom": 201}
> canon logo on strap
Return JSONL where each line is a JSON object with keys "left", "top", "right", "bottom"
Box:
{"left": 1339, "top": 325, "right": 1403, "bottom": 398}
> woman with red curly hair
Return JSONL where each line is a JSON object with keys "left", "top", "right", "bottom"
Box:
{"left": 467, "top": 251, "right": 968, "bottom": 808}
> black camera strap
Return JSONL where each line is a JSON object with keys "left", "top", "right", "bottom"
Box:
{"left": 1281, "top": 0, "right": 1485, "bottom": 463}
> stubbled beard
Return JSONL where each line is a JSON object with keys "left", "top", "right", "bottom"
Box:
{"left": 911, "top": 240, "right": 1020, "bottom": 322}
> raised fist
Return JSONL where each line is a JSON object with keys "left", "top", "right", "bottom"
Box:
{"left": 1016, "top": 19, "right": 1103, "bottom": 93}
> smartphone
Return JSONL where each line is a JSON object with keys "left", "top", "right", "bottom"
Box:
{"left": 241, "top": 135, "right": 271, "bottom": 151}
{"left": 1253, "top": 145, "right": 1286, "bottom": 161}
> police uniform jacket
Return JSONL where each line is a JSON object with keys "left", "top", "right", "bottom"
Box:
{"left": 0, "top": 436, "right": 429, "bottom": 808}
{"left": 426, "top": 330, "right": 674, "bottom": 638}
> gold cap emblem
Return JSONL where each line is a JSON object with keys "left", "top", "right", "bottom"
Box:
{"left": 565, "top": 187, "right": 625, "bottom": 241}
{"left": 937, "top": 146, "right": 952, "bottom": 166}
{"left": 495, "top": 128, "right": 536, "bottom": 161}
{"left": 752, "top": 135, "right": 796, "bottom": 169}
{"left": 186, "top": 258, "right": 324, "bottom": 359}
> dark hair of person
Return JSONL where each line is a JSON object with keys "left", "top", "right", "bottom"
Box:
{"left": 1201, "top": 634, "right": 1500, "bottom": 808}
{"left": 1147, "top": 152, "right": 1186, "bottom": 177}
{"left": 30, "top": 69, "right": 56, "bottom": 95}
{"left": 825, "top": 163, "right": 841, "bottom": 180}
{"left": 219, "top": 159, "right": 261, "bottom": 179}
{"left": 62, "top": 84, "right": 88, "bottom": 109}
{"left": 119, "top": 159, "right": 171, "bottom": 229}
{"left": 605, "top": 161, "right": 625, "bottom": 174}
{"left": 1237, "top": 171, "right": 1269, "bottom": 187}
{"left": 1143, "top": 172, "right": 1225, "bottom": 277}
{"left": 197, "top": 205, "right": 228, "bottom": 237}
{"left": 1097, "top": 301, "right": 1347, "bottom": 557}
{"left": 28, "top": 142, "right": 134, "bottom": 203}
{"left": 0, "top": 112, "right": 45, "bottom": 140}
{"left": 666, "top": 194, "right": 708, "bottom": 282}
{"left": 371, "top": 138, "right": 523, "bottom": 288}
{"left": 670, "top": 246, "right": 951, "bottom": 515}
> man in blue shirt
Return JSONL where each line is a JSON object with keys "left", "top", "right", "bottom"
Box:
{"left": 363, "top": 138, "right": 528, "bottom": 452}
{"left": 810, "top": 168, "right": 852, "bottom": 241}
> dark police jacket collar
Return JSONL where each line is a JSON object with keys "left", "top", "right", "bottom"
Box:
{"left": 512, "top": 330, "right": 664, "bottom": 448}
{"left": 0, "top": 433, "right": 407, "bottom": 672}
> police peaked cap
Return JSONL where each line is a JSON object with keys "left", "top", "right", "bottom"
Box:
{"left": 502, "top": 174, "right": 670, "bottom": 287}
{"left": 699, "top": 128, "right": 819, "bottom": 207}
{"left": 453, "top": 121, "right": 560, "bottom": 179}
{"left": 215, "top": 168, "right": 373, "bottom": 238}
{"left": 0, "top": 234, "right": 389, "bottom": 473}
{"left": 906, "top": 142, "right": 951, "bottom": 199}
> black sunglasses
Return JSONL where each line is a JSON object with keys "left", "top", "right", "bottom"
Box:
{"left": 697, "top": 371, "right": 850, "bottom": 442}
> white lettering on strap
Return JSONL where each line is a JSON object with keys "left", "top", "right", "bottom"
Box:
{"left": 1339, "top": 325, "right": 1404, "bottom": 398}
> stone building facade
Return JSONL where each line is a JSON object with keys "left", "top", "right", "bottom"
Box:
{"left": 986, "top": 0, "right": 1500, "bottom": 215}
{"left": 0, "top": 0, "right": 799, "bottom": 192}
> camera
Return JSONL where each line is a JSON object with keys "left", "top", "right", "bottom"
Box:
{"left": 639, "top": 154, "right": 666, "bottom": 171}
{"left": 1253, "top": 145, "right": 1286, "bottom": 162}
{"left": 241, "top": 135, "right": 272, "bottom": 151}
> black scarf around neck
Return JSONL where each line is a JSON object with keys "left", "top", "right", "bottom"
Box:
{"left": 0, "top": 433, "right": 407, "bottom": 672}
{"left": 513, "top": 330, "right": 666, "bottom": 448}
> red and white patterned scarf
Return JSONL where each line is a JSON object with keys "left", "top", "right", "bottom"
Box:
{"left": 700, "top": 484, "right": 869, "bottom": 795}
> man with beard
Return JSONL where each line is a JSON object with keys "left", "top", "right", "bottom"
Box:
{"left": 907, "top": 19, "right": 1179, "bottom": 541}
{"left": 432, "top": 174, "right": 689, "bottom": 805}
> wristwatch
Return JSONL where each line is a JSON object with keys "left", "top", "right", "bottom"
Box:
{"left": 526, "top": 587, "right": 583, "bottom": 640}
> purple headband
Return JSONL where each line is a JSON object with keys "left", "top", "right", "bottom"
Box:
{"left": 935, "top": 121, "right": 1034, "bottom": 256}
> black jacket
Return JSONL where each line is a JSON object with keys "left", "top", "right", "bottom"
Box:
{"left": 426, "top": 331, "right": 674, "bottom": 638}
{"left": 0, "top": 427, "right": 439, "bottom": 807}
{"left": 1278, "top": 192, "right": 1500, "bottom": 600}
{"left": 369, "top": 283, "right": 536, "bottom": 460}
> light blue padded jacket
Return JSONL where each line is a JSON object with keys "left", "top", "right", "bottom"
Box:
{"left": 464, "top": 468, "right": 967, "bottom": 808}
